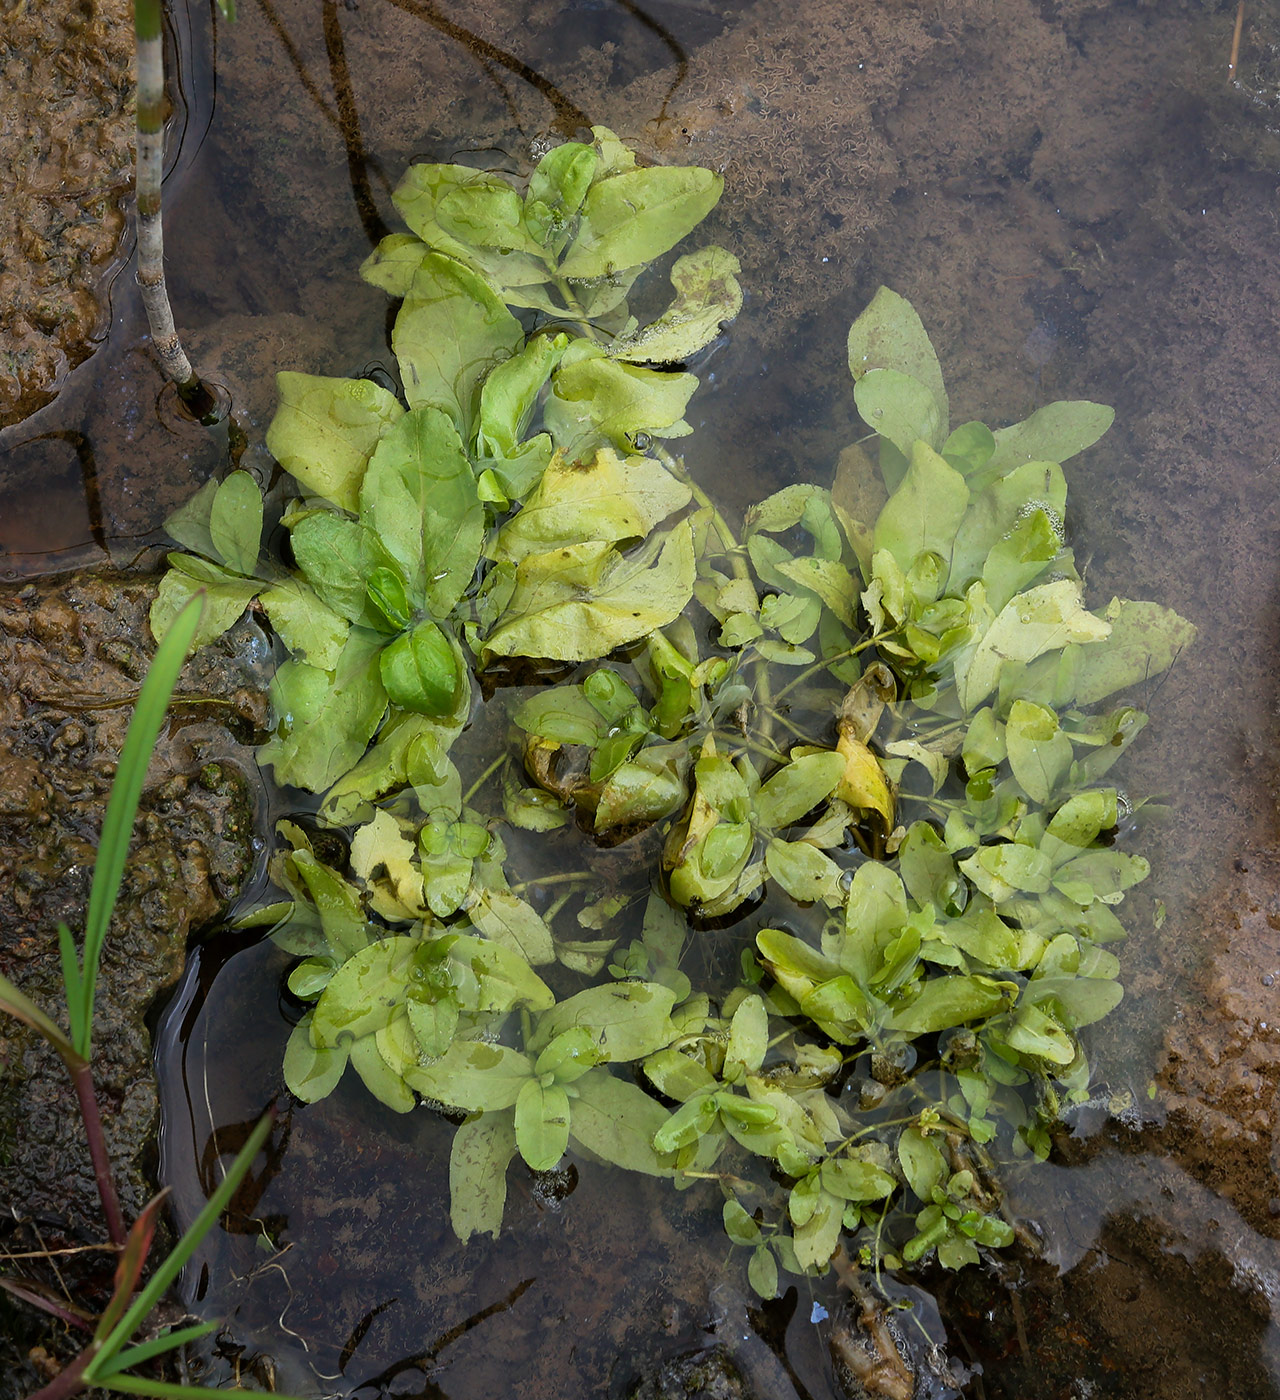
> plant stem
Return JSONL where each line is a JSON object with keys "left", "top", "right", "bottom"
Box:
{"left": 134, "top": 0, "right": 217, "bottom": 418}
{"left": 71, "top": 1061, "right": 126, "bottom": 1248}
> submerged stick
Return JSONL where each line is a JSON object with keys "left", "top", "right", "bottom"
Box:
{"left": 1228, "top": 2, "right": 1245, "bottom": 84}
{"left": 133, "top": 0, "right": 219, "bottom": 419}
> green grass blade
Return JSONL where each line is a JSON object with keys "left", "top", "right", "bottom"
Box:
{"left": 90, "top": 1320, "right": 217, "bottom": 1377}
{"left": 75, "top": 594, "right": 203, "bottom": 1059}
{"left": 101, "top": 1381, "right": 305, "bottom": 1399}
{"left": 85, "top": 1109, "right": 272, "bottom": 1376}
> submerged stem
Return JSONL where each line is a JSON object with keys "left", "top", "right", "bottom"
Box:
{"left": 134, "top": 0, "right": 218, "bottom": 418}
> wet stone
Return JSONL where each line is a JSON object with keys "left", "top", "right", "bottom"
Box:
{"left": 0, "top": 571, "right": 268, "bottom": 1396}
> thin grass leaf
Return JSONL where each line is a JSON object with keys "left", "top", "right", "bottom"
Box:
{"left": 100, "top": 1381, "right": 295, "bottom": 1399}
{"left": 85, "top": 1109, "right": 273, "bottom": 1375}
{"left": 90, "top": 1320, "right": 218, "bottom": 1378}
{"left": 75, "top": 594, "right": 202, "bottom": 1059}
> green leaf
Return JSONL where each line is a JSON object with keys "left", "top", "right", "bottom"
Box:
{"left": 820, "top": 1156, "right": 897, "bottom": 1202}
{"left": 1052, "top": 849, "right": 1149, "bottom": 905}
{"left": 725, "top": 994, "right": 769, "bottom": 1076}
{"left": 436, "top": 175, "right": 546, "bottom": 257}
{"left": 468, "top": 889, "right": 556, "bottom": 966}
{"left": 380, "top": 621, "right": 467, "bottom": 718}
{"left": 568, "top": 1069, "right": 673, "bottom": 1176}
{"left": 764, "top": 838, "right": 844, "bottom": 905}
{"left": 776, "top": 557, "right": 859, "bottom": 627}
{"left": 960, "top": 844, "right": 1053, "bottom": 903}
{"left": 595, "top": 744, "right": 689, "bottom": 831}
{"left": 350, "top": 1033, "right": 415, "bottom": 1112}
{"left": 490, "top": 446, "right": 691, "bottom": 564}
{"left": 949, "top": 460, "right": 1067, "bottom": 593}
{"left": 259, "top": 578, "right": 349, "bottom": 671}
{"left": 359, "top": 231, "right": 429, "bottom": 297}
{"left": 559, "top": 165, "right": 724, "bottom": 279}
{"left": 941, "top": 420, "right": 996, "bottom": 477}
{"left": 260, "top": 629, "right": 388, "bottom": 793}
{"left": 898, "top": 1126, "right": 948, "bottom": 1200}
{"left": 847, "top": 286, "right": 948, "bottom": 437}
{"left": 887, "top": 974, "right": 1010, "bottom": 1034}
{"left": 529, "top": 982, "right": 678, "bottom": 1062}
{"left": 723, "top": 1199, "right": 762, "bottom": 1246}
{"left": 748, "top": 1244, "right": 779, "bottom": 1298}
{"left": 149, "top": 564, "right": 261, "bottom": 649}
{"left": 957, "top": 580, "right": 1110, "bottom": 711}
{"left": 855, "top": 369, "right": 945, "bottom": 456}
{"left": 404, "top": 1039, "right": 533, "bottom": 1111}
{"left": 484, "top": 523, "right": 696, "bottom": 662}
{"left": 310, "top": 937, "right": 420, "bottom": 1047}
{"left": 515, "top": 1078, "right": 571, "bottom": 1171}
{"left": 528, "top": 141, "right": 598, "bottom": 229}
{"left": 983, "top": 400, "right": 1114, "bottom": 482}
{"left": 266, "top": 372, "right": 404, "bottom": 512}
{"left": 480, "top": 333, "right": 569, "bottom": 457}
{"left": 450, "top": 1112, "right": 518, "bottom": 1241}
{"left": 361, "top": 405, "right": 483, "bottom": 617}
{"left": 545, "top": 344, "right": 699, "bottom": 454}
{"left": 898, "top": 822, "right": 962, "bottom": 911}
{"left": 208, "top": 470, "right": 263, "bottom": 576}
{"left": 754, "top": 751, "right": 846, "bottom": 829}
{"left": 287, "top": 510, "right": 372, "bottom": 625}
{"left": 161, "top": 475, "right": 220, "bottom": 560}
{"left": 611, "top": 246, "right": 743, "bottom": 364}
{"left": 1005, "top": 699, "right": 1073, "bottom": 804}
{"left": 392, "top": 162, "right": 554, "bottom": 299}
{"left": 1069, "top": 599, "right": 1197, "bottom": 706}
{"left": 393, "top": 252, "right": 524, "bottom": 430}
{"left": 872, "top": 439, "right": 970, "bottom": 576}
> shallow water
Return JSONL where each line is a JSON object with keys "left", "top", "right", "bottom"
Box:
{"left": 10, "top": 0, "right": 1280, "bottom": 1394}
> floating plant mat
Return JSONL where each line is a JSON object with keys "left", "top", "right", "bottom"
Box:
{"left": 153, "top": 126, "right": 1194, "bottom": 1375}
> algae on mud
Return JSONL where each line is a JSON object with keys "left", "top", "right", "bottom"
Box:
{"left": 150, "top": 127, "right": 1193, "bottom": 1304}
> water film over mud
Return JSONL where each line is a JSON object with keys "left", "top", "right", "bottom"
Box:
{"left": 6, "top": 0, "right": 1280, "bottom": 1395}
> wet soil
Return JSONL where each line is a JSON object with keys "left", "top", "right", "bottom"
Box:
{"left": 5, "top": 0, "right": 1280, "bottom": 1395}
{"left": 0, "top": 575, "right": 269, "bottom": 1396}
{"left": 0, "top": 0, "right": 135, "bottom": 427}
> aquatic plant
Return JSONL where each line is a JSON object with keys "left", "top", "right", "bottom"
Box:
{"left": 0, "top": 597, "right": 303, "bottom": 1399}
{"left": 153, "top": 127, "right": 1194, "bottom": 1299}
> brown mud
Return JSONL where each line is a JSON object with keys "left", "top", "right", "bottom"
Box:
{"left": 0, "top": 0, "right": 135, "bottom": 428}
{"left": 4, "top": 0, "right": 1280, "bottom": 1395}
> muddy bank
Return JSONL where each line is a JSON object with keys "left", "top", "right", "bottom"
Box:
{"left": 0, "top": 0, "right": 135, "bottom": 428}
{"left": 0, "top": 574, "right": 267, "bottom": 1396}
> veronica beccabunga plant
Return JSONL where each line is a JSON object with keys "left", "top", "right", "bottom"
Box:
{"left": 151, "top": 127, "right": 1195, "bottom": 1298}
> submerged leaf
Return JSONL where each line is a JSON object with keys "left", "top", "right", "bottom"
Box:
{"left": 611, "top": 246, "right": 743, "bottom": 364}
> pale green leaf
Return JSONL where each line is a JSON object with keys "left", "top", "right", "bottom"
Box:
{"left": 266, "top": 373, "right": 404, "bottom": 512}
{"left": 483, "top": 523, "right": 696, "bottom": 662}
{"left": 559, "top": 166, "right": 724, "bottom": 279}
{"left": 449, "top": 1112, "right": 517, "bottom": 1241}
{"left": 610, "top": 246, "right": 743, "bottom": 364}
{"left": 847, "top": 286, "right": 948, "bottom": 436}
